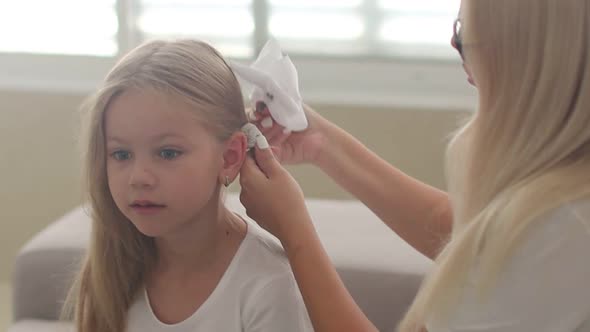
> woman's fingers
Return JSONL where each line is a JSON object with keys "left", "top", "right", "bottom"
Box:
{"left": 271, "top": 129, "right": 292, "bottom": 148}
{"left": 248, "top": 102, "right": 292, "bottom": 147}
{"left": 264, "top": 124, "right": 284, "bottom": 141}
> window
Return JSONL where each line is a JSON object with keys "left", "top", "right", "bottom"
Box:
{"left": 378, "top": 0, "right": 461, "bottom": 57}
{"left": 137, "top": 0, "right": 460, "bottom": 59}
{"left": 138, "top": 0, "right": 255, "bottom": 57}
{"left": 0, "top": 0, "right": 118, "bottom": 56}
{"left": 0, "top": 0, "right": 474, "bottom": 110}
{"left": 0, "top": 0, "right": 459, "bottom": 58}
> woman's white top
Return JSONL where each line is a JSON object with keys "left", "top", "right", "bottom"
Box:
{"left": 428, "top": 199, "right": 590, "bottom": 332}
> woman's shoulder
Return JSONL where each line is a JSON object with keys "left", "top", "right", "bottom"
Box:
{"left": 565, "top": 197, "right": 590, "bottom": 225}
{"left": 515, "top": 197, "right": 590, "bottom": 261}
{"left": 529, "top": 197, "right": 590, "bottom": 242}
{"left": 433, "top": 199, "right": 590, "bottom": 331}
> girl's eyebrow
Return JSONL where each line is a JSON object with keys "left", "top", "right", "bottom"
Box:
{"left": 151, "top": 133, "right": 186, "bottom": 141}
{"left": 106, "top": 133, "right": 187, "bottom": 144}
{"left": 106, "top": 136, "right": 126, "bottom": 144}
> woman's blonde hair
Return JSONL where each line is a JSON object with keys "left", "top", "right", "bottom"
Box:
{"left": 400, "top": 0, "right": 590, "bottom": 330}
{"left": 62, "top": 39, "right": 247, "bottom": 332}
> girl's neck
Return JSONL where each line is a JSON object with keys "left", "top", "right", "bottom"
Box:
{"left": 153, "top": 202, "right": 247, "bottom": 275}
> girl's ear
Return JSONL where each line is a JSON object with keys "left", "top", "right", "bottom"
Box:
{"left": 220, "top": 131, "right": 248, "bottom": 185}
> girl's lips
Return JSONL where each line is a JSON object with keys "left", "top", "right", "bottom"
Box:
{"left": 132, "top": 199, "right": 161, "bottom": 206}
{"left": 130, "top": 204, "right": 166, "bottom": 215}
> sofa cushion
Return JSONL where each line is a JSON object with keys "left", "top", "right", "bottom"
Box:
{"left": 12, "top": 194, "right": 432, "bottom": 332}
{"left": 8, "top": 319, "right": 74, "bottom": 332}
{"left": 12, "top": 207, "right": 90, "bottom": 323}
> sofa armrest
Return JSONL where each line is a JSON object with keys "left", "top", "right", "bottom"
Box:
{"left": 12, "top": 207, "right": 90, "bottom": 322}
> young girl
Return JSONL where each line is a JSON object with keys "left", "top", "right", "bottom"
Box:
{"left": 240, "top": 0, "right": 590, "bottom": 331}
{"left": 63, "top": 39, "right": 312, "bottom": 332}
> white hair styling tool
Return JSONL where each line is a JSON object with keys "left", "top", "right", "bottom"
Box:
{"left": 230, "top": 39, "right": 308, "bottom": 132}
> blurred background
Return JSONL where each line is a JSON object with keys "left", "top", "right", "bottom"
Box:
{"left": 0, "top": 0, "right": 474, "bottom": 329}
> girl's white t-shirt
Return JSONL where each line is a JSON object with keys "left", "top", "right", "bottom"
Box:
{"left": 126, "top": 218, "right": 313, "bottom": 332}
{"left": 427, "top": 199, "right": 590, "bottom": 332}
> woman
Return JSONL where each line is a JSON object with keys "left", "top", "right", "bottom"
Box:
{"left": 240, "top": 0, "right": 590, "bottom": 331}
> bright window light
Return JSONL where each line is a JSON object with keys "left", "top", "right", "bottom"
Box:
{"left": 138, "top": 9, "right": 253, "bottom": 38}
{"left": 269, "top": 0, "right": 362, "bottom": 9}
{"left": 380, "top": 16, "right": 453, "bottom": 45}
{"left": 0, "top": 0, "right": 117, "bottom": 55}
{"left": 378, "top": 0, "right": 460, "bottom": 13}
{"left": 270, "top": 12, "right": 364, "bottom": 40}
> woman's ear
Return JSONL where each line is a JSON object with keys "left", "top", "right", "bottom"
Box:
{"left": 220, "top": 131, "right": 248, "bottom": 185}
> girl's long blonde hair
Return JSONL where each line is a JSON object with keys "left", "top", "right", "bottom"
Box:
{"left": 400, "top": 0, "right": 590, "bottom": 329}
{"left": 62, "top": 39, "right": 247, "bottom": 332}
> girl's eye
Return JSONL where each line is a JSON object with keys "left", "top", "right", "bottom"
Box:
{"left": 111, "top": 150, "right": 131, "bottom": 161}
{"left": 159, "top": 149, "right": 182, "bottom": 160}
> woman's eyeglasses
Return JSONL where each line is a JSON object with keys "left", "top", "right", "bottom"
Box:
{"left": 453, "top": 18, "right": 463, "bottom": 58}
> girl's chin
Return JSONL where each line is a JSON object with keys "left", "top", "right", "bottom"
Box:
{"left": 134, "top": 226, "right": 161, "bottom": 238}
{"left": 129, "top": 219, "right": 166, "bottom": 238}
{"left": 462, "top": 63, "right": 476, "bottom": 86}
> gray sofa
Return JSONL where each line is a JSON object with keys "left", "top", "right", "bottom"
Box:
{"left": 10, "top": 194, "right": 431, "bottom": 332}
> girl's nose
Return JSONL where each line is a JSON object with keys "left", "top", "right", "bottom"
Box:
{"left": 129, "top": 162, "right": 157, "bottom": 188}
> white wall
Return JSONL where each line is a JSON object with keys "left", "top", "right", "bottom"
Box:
{"left": 0, "top": 89, "right": 469, "bottom": 284}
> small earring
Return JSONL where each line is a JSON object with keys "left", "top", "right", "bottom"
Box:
{"left": 224, "top": 176, "right": 230, "bottom": 187}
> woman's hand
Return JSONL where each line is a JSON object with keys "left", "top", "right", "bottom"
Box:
{"left": 239, "top": 144, "right": 312, "bottom": 244}
{"left": 240, "top": 144, "right": 380, "bottom": 332}
{"left": 249, "top": 103, "right": 330, "bottom": 167}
